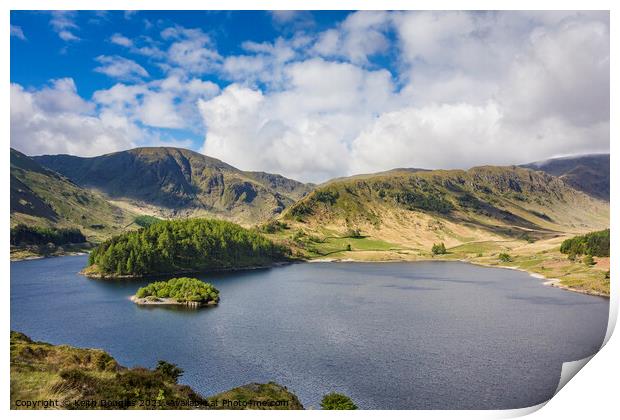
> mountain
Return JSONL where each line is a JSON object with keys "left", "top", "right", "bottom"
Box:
{"left": 10, "top": 148, "right": 134, "bottom": 241}
{"left": 33, "top": 147, "right": 313, "bottom": 226}
{"left": 282, "top": 165, "right": 609, "bottom": 249}
{"left": 521, "top": 154, "right": 609, "bottom": 201}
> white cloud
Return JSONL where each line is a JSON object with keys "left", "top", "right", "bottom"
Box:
{"left": 197, "top": 11, "right": 609, "bottom": 182}
{"left": 199, "top": 59, "right": 396, "bottom": 181}
{"left": 92, "top": 74, "right": 219, "bottom": 131}
{"left": 94, "top": 55, "right": 149, "bottom": 81}
{"left": 13, "top": 11, "right": 609, "bottom": 183}
{"left": 161, "top": 26, "right": 221, "bottom": 74}
{"left": 10, "top": 25, "right": 26, "bottom": 40}
{"left": 110, "top": 33, "right": 133, "bottom": 47}
{"left": 222, "top": 38, "right": 297, "bottom": 86}
{"left": 11, "top": 82, "right": 138, "bottom": 156}
{"left": 138, "top": 92, "right": 184, "bottom": 129}
{"left": 49, "top": 11, "right": 80, "bottom": 41}
{"left": 111, "top": 34, "right": 166, "bottom": 60}
{"left": 312, "top": 11, "right": 390, "bottom": 65}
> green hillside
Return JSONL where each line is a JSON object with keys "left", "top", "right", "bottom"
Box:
{"left": 10, "top": 148, "right": 135, "bottom": 242}
{"left": 10, "top": 331, "right": 302, "bottom": 410}
{"left": 33, "top": 147, "right": 312, "bottom": 226}
{"left": 284, "top": 165, "right": 608, "bottom": 240}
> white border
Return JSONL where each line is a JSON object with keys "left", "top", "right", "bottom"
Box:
{"left": 3, "top": 1, "right": 617, "bottom": 419}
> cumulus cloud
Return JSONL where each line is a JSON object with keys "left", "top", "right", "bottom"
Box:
{"left": 92, "top": 74, "right": 219, "bottom": 131}
{"left": 13, "top": 11, "right": 609, "bottom": 182}
{"left": 94, "top": 55, "right": 149, "bottom": 81}
{"left": 313, "top": 11, "right": 390, "bottom": 65}
{"left": 222, "top": 38, "right": 299, "bottom": 86}
{"left": 199, "top": 58, "right": 395, "bottom": 181}
{"left": 11, "top": 81, "right": 138, "bottom": 156}
{"left": 161, "top": 26, "right": 221, "bottom": 74}
{"left": 196, "top": 11, "right": 609, "bottom": 182}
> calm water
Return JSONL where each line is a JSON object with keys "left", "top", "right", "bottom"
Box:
{"left": 10, "top": 256, "right": 608, "bottom": 409}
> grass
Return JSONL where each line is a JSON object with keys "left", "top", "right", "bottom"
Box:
{"left": 10, "top": 332, "right": 303, "bottom": 410}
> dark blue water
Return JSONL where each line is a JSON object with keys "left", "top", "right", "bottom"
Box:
{"left": 10, "top": 256, "right": 608, "bottom": 409}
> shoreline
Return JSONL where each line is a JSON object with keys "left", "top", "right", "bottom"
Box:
{"left": 81, "top": 260, "right": 295, "bottom": 279}
{"left": 308, "top": 255, "right": 610, "bottom": 299}
{"left": 10, "top": 251, "right": 89, "bottom": 262}
{"left": 129, "top": 295, "right": 218, "bottom": 308}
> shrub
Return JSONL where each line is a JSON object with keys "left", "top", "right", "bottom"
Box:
{"left": 498, "top": 253, "right": 512, "bottom": 262}
{"left": 258, "top": 220, "right": 288, "bottom": 234}
{"left": 395, "top": 191, "right": 453, "bottom": 214}
{"left": 134, "top": 215, "right": 162, "bottom": 228}
{"left": 345, "top": 228, "right": 362, "bottom": 238}
{"left": 155, "top": 360, "right": 184, "bottom": 382}
{"left": 583, "top": 255, "right": 595, "bottom": 266}
{"left": 432, "top": 243, "right": 447, "bottom": 255}
{"left": 320, "top": 392, "right": 357, "bottom": 410}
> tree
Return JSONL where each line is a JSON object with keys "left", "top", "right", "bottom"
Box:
{"left": 320, "top": 392, "right": 357, "bottom": 410}
{"left": 346, "top": 244, "right": 352, "bottom": 251}
{"left": 432, "top": 243, "right": 447, "bottom": 255}
{"left": 583, "top": 255, "right": 595, "bottom": 266}
{"left": 498, "top": 253, "right": 512, "bottom": 262}
{"left": 155, "top": 360, "right": 184, "bottom": 382}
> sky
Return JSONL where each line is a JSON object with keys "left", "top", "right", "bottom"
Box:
{"left": 10, "top": 10, "right": 610, "bottom": 183}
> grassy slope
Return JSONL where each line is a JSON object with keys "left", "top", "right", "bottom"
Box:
{"left": 10, "top": 149, "right": 136, "bottom": 243}
{"left": 269, "top": 166, "right": 609, "bottom": 295}
{"left": 10, "top": 332, "right": 302, "bottom": 410}
{"left": 33, "top": 147, "right": 312, "bottom": 226}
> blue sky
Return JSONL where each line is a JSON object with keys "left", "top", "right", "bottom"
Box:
{"left": 10, "top": 11, "right": 610, "bottom": 182}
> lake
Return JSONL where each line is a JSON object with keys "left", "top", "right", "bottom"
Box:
{"left": 10, "top": 255, "right": 608, "bottom": 409}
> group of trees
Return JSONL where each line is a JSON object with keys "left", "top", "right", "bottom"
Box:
{"left": 88, "top": 218, "right": 290, "bottom": 276}
{"left": 135, "top": 277, "right": 220, "bottom": 304}
{"left": 10, "top": 224, "right": 86, "bottom": 246}
{"left": 432, "top": 243, "right": 447, "bottom": 255}
{"left": 560, "top": 229, "right": 610, "bottom": 258}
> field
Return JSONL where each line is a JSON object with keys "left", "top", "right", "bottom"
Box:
{"left": 263, "top": 223, "right": 610, "bottom": 296}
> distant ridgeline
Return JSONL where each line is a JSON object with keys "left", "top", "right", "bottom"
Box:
{"left": 86, "top": 218, "right": 290, "bottom": 277}
{"left": 11, "top": 224, "right": 86, "bottom": 246}
{"left": 560, "top": 229, "right": 610, "bottom": 257}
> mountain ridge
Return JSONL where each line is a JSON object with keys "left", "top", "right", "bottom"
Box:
{"left": 281, "top": 163, "right": 609, "bottom": 250}
{"left": 33, "top": 147, "right": 314, "bottom": 226}
{"left": 520, "top": 153, "right": 609, "bottom": 201}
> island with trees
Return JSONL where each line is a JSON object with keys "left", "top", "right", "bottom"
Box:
{"left": 83, "top": 218, "right": 291, "bottom": 278}
{"left": 132, "top": 277, "right": 220, "bottom": 308}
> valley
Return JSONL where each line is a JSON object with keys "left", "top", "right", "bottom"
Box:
{"left": 10, "top": 147, "right": 611, "bottom": 296}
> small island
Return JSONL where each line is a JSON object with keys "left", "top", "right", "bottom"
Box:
{"left": 131, "top": 277, "right": 220, "bottom": 308}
